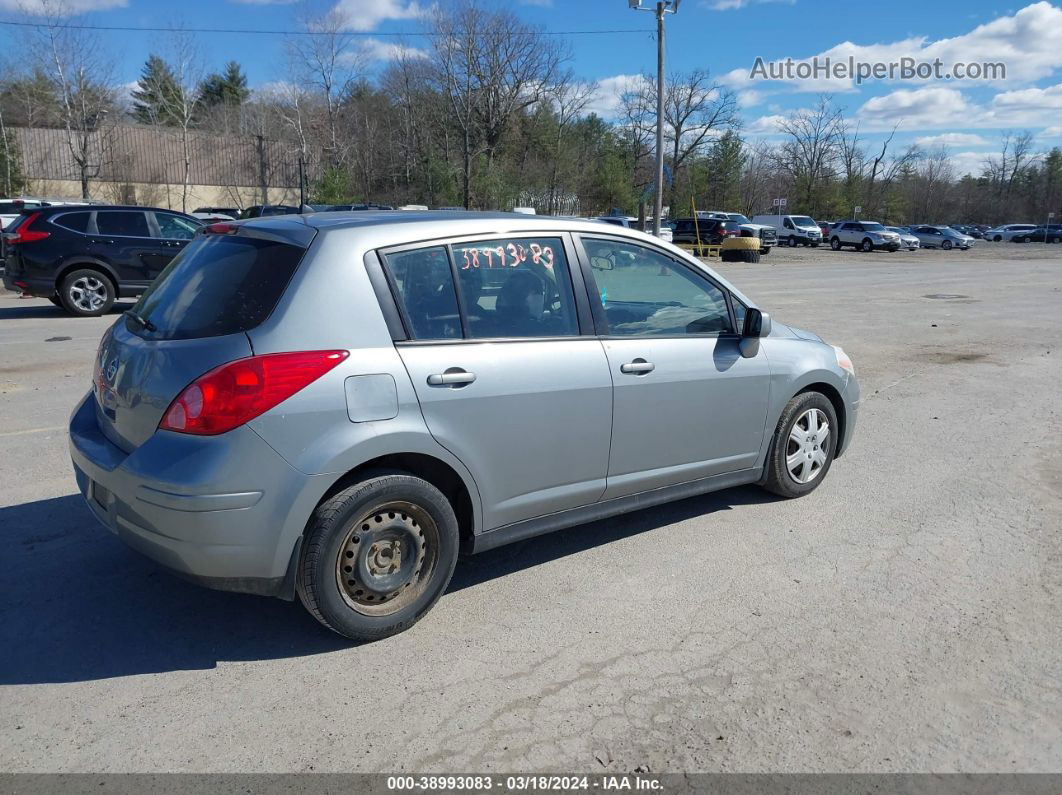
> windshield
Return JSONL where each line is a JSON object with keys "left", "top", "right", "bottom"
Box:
{"left": 131, "top": 234, "right": 307, "bottom": 340}
{"left": 791, "top": 216, "right": 815, "bottom": 227}
{"left": 727, "top": 214, "right": 750, "bottom": 224}
{"left": 862, "top": 222, "right": 886, "bottom": 232}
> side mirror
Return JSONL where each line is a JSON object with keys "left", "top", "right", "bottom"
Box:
{"left": 742, "top": 308, "right": 771, "bottom": 338}
{"left": 739, "top": 309, "right": 771, "bottom": 358}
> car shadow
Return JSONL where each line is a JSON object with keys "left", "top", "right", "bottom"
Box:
{"left": 0, "top": 301, "right": 135, "bottom": 320}
{"left": 1, "top": 485, "right": 777, "bottom": 685}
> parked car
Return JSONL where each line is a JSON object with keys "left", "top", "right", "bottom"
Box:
{"left": 325, "top": 203, "right": 395, "bottom": 211}
{"left": 828, "top": 220, "right": 901, "bottom": 252}
{"left": 751, "top": 214, "right": 822, "bottom": 247}
{"left": 716, "top": 212, "right": 776, "bottom": 253}
{"left": 983, "top": 224, "right": 1037, "bottom": 242}
{"left": 240, "top": 205, "right": 304, "bottom": 219}
{"left": 909, "top": 225, "right": 974, "bottom": 250}
{"left": 949, "top": 224, "right": 983, "bottom": 239}
{"left": 1010, "top": 224, "right": 1062, "bottom": 243}
{"left": 70, "top": 211, "right": 859, "bottom": 641}
{"left": 885, "top": 226, "right": 920, "bottom": 250}
{"left": 2, "top": 205, "right": 203, "bottom": 316}
{"left": 819, "top": 221, "right": 834, "bottom": 239}
{"left": 594, "top": 216, "right": 672, "bottom": 243}
{"left": 0, "top": 198, "right": 50, "bottom": 230}
{"left": 671, "top": 217, "right": 743, "bottom": 245}
{"left": 192, "top": 206, "right": 241, "bottom": 218}
{"left": 192, "top": 211, "right": 236, "bottom": 222}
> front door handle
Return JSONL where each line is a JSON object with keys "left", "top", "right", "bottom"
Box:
{"left": 427, "top": 369, "right": 476, "bottom": 386}
{"left": 620, "top": 359, "right": 655, "bottom": 375}
{"left": 91, "top": 238, "right": 115, "bottom": 245}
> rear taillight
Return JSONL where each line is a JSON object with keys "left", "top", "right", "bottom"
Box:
{"left": 159, "top": 350, "right": 349, "bottom": 435}
{"left": 8, "top": 212, "right": 50, "bottom": 244}
{"left": 201, "top": 222, "right": 238, "bottom": 235}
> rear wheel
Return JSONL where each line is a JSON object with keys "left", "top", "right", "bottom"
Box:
{"left": 59, "top": 268, "right": 115, "bottom": 317}
{"left": 762, "top": 392, "right": 839, "bottom": 498}
{"left": 942, "top": 239, "right": 953, "bottom": 250}
{"left": 297, "top": 471, "right": 459, "bottom": 642}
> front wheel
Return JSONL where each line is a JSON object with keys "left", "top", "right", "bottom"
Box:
{"left": 861, "top": 238, "right": 873, "bottom": 252}
{"left": 830, "top": 237, "right": 841, "bottom": 250}
{"left": 762, "top": 392, "right": 839, "bottom": 498}
{"left": 297, "top": 471, "right": 460, "bottom": 641}
{"left": 788, "top": 237, "right": 798, "bottom": 247}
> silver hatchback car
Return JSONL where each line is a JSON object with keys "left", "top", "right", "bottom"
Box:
{"left": 70, "top": 212, "right": 859, "bottom": 641}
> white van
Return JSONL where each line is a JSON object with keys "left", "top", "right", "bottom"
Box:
{"left": 752, "top": 214, "right": 822, "bottom": 247}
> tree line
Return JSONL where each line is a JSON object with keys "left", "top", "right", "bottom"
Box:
{"left": 0, "top": 0, "right": 1058, "bottom": 224}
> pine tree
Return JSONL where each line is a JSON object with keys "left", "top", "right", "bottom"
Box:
{"left": 130, "top": 55, "right": 185, "bottom": 125}
{"left": 198, "top": 61, "right": 250, "bottom": 109}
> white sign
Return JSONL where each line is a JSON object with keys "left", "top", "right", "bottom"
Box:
{"left": 772, "top": 197, "right": 787, "bottom": 207}
{"left": 854, "top": 205, "right": 862, "bottom": 214}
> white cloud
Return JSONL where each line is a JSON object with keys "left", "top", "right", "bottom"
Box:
{"left": 857, "top": 82, "right": 1062, "bottom": 131}
{"left": 334, "top": 0, "right": 428, "bottom": 31}
{"left": 359, "top": 38, "right": 427, "bottom": 62}
{"left": 914, "top": 132, "right": 990, "bottom": 147}
{"left": 585, "top": 74, "right": 644, "bottom": 118}
{"left": 702, "top": 0, "right": 794, "bottom": 10}
{"left": 722, "top": 2, "right": 1062, "bottom": 94}
{"left": 1043, "top": 125, "right": 1062, "bottom": 137}
{"left": 745, "top": 113, "right": 787, "bottom": 135}
{"left": 0, "top": 0, "right": 126, "bottom": 12}
{"left": 737, "top": 89, "right": 766, "bottom": 107}
{"left": 949, "top": 151, "right": 989, "bottom": 177}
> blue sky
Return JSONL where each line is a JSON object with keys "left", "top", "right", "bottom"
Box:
{"left": 3, "top": 0, "right": 1061, "bottom": 175}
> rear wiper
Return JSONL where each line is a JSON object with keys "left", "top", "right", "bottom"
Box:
{"left": 123, "top": 309, "right": 157, "bottom": 332}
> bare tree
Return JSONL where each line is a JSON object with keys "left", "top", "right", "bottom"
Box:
{"left": 287, "top": 2, "right": 362, "bottom": 172}
{"left": 984, "top": 130, "right": 1037, "bottom": 202}
{"left": 776, "top": 95, "right": 844, "bottom": 215}
{"left": 544, "top": 76, "right": 592, "bottom": 215}
{"left": 30, "top": 0, "right": 116, "bottom": 199}
{"left": 429, "top": 1, "right": 569, "bottom": 208}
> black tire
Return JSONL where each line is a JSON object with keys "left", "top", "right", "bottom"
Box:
{"left": 942, "top": 239, "right": 953, "bottom": 250}
{"left": 721, "top": 249, "right": 740, "bottom": 262}
{"left": 59, "top": 268, "right": 115, "bottom": 317}
{"left": 48, "top": 296, "right": 63, "bottom": 307}
{"left": 830, "top": 237, "right": 841, "bottom": 250}
{"left": 739, "top": 250, "right": 761, "bottom": 263}
{"left": 760, "top": 247, "right": 770, "bottom": 256}
{"left": 788, "top": 236, "right": 798, "bottom": 247}
{"left": 993, "top": 235, "right": 1002, "bottom": 242}
{"left": 297, "top": 470, "right": 460, "bottom": 642}
{"left": 761, "top": 392, "right": 839, "bottom": 499}
{"left": 861, "top": 238, "right": 873, "bottom": 252}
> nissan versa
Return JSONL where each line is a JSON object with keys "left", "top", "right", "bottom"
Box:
{"left": 70, "top": 212, "right": 859, "bottom": 641}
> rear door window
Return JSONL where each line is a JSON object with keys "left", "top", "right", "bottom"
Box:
{"left": 382, "top": 247, "right": 462, "bottom": 340}
{"left": 452, "top": 237, "right": 579, "bottom": 339}
{"left": 131, "top": 234, "right": 306, "bottom": 340}
{"left": 96, "top": 211, "right": 150, "bottom": 238}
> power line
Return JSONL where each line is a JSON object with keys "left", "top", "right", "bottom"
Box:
{"left": 0, "top": 19, "right": 653, "bottom": 37}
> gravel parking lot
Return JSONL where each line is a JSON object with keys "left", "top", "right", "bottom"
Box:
{"left": 1, "top": 246, "right": 1060, "bottom": 773}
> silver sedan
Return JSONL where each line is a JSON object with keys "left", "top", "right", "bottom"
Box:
{"left": 909, "top": 225, "right": 974, "bottom": 250}
{"left": 886, "top": 227, "right": 920, "bottom": 251}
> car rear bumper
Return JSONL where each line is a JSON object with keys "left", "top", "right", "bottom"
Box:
{"left": 2, "top": 273, "right": 53, "bottom": 296}
{"left": 68, "top": 392, "right": 328, "bottom": 598}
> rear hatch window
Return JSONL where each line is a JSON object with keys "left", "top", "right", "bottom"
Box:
{"left": 130, "top": 234, "right": 307, "bottom": 340}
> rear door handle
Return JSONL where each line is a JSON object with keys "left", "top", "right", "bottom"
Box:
{"left": 427, "top": 369, "right": 476, "bottom": 386}
{"left": 620, "top": 359, "right": 655, "bottom": 374}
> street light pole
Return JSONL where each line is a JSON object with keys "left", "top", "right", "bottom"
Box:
{"left": 653, "top": 2, "right": 664, "bottom": 238}
{"left": 629, "top": 0, "right": 680, "bottom": 237}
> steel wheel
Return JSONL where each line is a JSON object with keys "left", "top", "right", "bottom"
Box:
{"left": 68, "top": 275, "right": 109, "bottom": 312}
{"left": 785, "top": 408, "right": 831, "bottom": 484}
{"left": 335, "top": 500, "right": 439, "bottom": 617}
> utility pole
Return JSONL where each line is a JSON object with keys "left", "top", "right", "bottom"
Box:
{"left": 628, "top": 0, "right": 681, "bottom": 237}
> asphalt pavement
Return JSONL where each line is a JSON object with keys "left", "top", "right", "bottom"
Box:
{"left": 1, "top": 250, "right": 1060, "bottom": 772}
